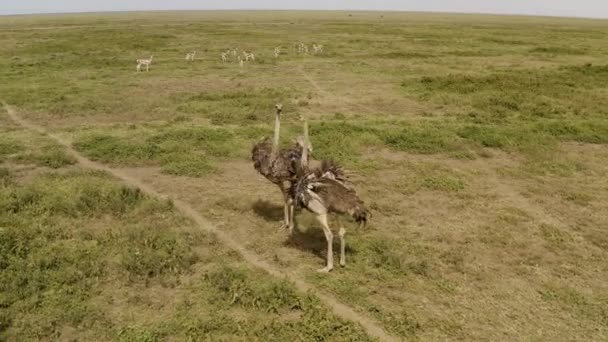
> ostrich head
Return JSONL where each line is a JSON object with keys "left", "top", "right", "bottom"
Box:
{"left": 275, "top": 103, "right": 283, "bottom": 115}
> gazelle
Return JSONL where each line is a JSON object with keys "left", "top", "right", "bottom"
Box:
{"left": 243, "top": 51, "right": 255, "bottom": 62}
{"left": 136, "top": 55, "right": 153, "bottom": 72}
{"left": 238, "top": 56, "right": 244, "bottom": 68}
{"left": 312, "top": 44, "right": 324, "bottom": 54}
{"left": 221, "top": 52, "right": 228, "bottom": 63}
{"left": 274, "top": 46, "right": 281, "bottom": 59}
{"left": 296, "top": 42, "right": 309, "bottom": 54}
{"left": 185, "top": 51, "right": 196, "bottom": 61}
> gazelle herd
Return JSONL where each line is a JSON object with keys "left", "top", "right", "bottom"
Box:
{"left": 135, "top": 41, "right": 325, "bottom": 72}
{"left": 295, "top": 42, "right": 324, "bottom": 55}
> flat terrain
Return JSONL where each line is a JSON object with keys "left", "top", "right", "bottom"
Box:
{"left": 1, "top": 11, "right": 608, "bottom": 341}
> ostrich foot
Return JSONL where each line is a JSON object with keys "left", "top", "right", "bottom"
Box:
{"left": 317, "top": 266, "right": 333, "bottom": 273}
{"left": 288, "top": 222, "right": 295, "bottom": 235}
{"left": 340, "top": 259, "right": 346, "bottom": 267}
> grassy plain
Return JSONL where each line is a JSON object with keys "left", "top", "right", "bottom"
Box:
{"left": 1, "top": 10, "right": 608, "bottom": 341}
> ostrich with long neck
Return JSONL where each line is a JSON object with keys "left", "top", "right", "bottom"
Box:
{"left": 251, "top": 104, "right": 311, "bottom": 231}
{"left": 292, "top": 115, "right": 369, "bottom": 272}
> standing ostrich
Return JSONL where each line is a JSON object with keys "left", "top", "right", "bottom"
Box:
{"left": 251, "top": 104, "right": 312, "bottom": 231}
{"left": 292, "top": 116, "right": 369, "bottom": 273}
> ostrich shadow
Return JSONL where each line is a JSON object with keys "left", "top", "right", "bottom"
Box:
{"left": 251, "top": 199, "right": 283, "bottom": 222}
{"left": 252, "top": 200, "right": 355, "bottom": 260}
{"left": 284, "top": 217, "right": 356, "bottom": 260}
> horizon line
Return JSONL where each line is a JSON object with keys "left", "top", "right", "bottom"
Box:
{"left": 1, "top": 9, "right": 607, "bottom": 20}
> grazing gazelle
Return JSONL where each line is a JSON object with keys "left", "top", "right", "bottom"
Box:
{"left": 296, "top": 42, "right": 307, "bottom": 54}
{"left": 185, "top": 51, "right": 196, "bottom": 61}
{"left": 243, "top": 51, "right": 255, "bottom": 62}
{"left": 136, "top": 55, "right": 153, "bottom": 72}
{"left": 312, "top": 43, "right": 324, "bottom": 54}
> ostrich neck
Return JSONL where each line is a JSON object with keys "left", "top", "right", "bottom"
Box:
{"left": 301, "top": 119, "right": 309, "bottom": 167}
{"left": 272, "top": 112, "right": 280, "bottom": 153}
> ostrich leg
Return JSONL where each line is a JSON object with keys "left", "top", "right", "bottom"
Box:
{"left": 287, "top": 198, "right": 295, "bottom": 234}
{"left": 278, "top": 186, "right": 290, "bottom": 230}
{"left": 338, "top": 218, "right": 346, "bottom": 267}
{"left": 316, "top": 214, "right": 334, "bottom": 273}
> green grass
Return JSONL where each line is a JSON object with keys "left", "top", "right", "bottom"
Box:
{"left": 12, "top": 144, "right": 77, "bottom": 168}
{"left": 421, "top": 176, "right": 466, "bottom": 192}
{"left": 0, "top": 129, "right": 76, "bottom": 168}
{"left": 175, "top": 87, "right": 297, "bottom": 125}
{"left": 72, "top": 124, "right": 256, "bottom": 176}
{"left": 0, "top": 140, "right": 23, "bottom": 162}
{"left": 0, "top": 169, "right": 372, "bottom": 341}
{"left": 0, "top": 170, "right": 193, "bottom": 338}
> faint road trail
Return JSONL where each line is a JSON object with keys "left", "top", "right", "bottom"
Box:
{"left": 298, "top": 64, "right": 379, "bottom": 114}
{"left": 3, "top": 102, "right": 398, "bottom": 342}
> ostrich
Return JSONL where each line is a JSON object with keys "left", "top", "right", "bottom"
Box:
{"left": 251, "top": 104, "right": 312, "bottom": 231}
{"left": 292, "top": 116, "right": 369, "bottom": 273}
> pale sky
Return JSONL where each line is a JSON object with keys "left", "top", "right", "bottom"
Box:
{"left": 1, "top": 0, "right": 606, "bottom": 19}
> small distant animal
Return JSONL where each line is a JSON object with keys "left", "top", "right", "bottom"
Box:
{"left": 243, "top": 51, "right": 255, "bottom": 62}
{"left": 296, "top": 42, "right": 308, "bottom": 54}
{"left": 136, "top": 55, "right": 153, "bottom": 72}
{"left": 312, "top": 43, "right": 324, "bottom": 54}
{"left": 185, "top": 51, "right": 196, "bottom": 61}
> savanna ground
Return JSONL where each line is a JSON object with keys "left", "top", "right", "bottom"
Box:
{"left": 1, "top": 10, "right": 608, "bottom": 341}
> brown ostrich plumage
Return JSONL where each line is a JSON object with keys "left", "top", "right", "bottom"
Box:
{"left": 251, "top": 138, "right": 303, "bottom": 185}
{"left": 251, "top": 104, "right": 311, "bottom": 230}
{"left": 290, "top": 114, "right": 369, "bottom": 273}
{"left": 293, "top": 175, "right": 369, "bottom": 228}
